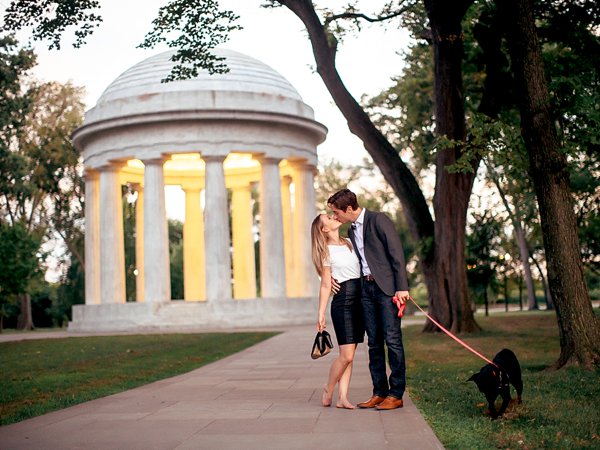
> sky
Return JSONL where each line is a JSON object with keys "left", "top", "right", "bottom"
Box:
{"left": 11, "top": 0, "right": 411, "bottom": 168}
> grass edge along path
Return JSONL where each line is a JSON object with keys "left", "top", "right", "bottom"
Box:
{"left": 0, "top": 332, "right": 278, "bottom": 426}
{"left": 404, "top": 311, "right": 600, "bottom": 450}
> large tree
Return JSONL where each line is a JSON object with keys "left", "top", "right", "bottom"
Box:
{"left": 496, "top": 0, "right": 600, "bottom": 368}
{"left": 0, "top": 34, "right": 85, "bottom": 329}
{"left": 0, "top": 34, "right": 38, "bottom": 329}
{"left": 264, "top": 0, "right": 480, "bottom": 333}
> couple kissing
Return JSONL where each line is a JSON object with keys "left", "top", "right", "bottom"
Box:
{"left": 310, "top": 188, "right": 409, "bottom": 411}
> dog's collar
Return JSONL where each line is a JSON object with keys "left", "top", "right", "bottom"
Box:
{"left": 498, "top": 369, "right": 510, "bottom": 389}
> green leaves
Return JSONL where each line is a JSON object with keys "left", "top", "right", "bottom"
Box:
{"left": 0, "top": 38, "right": 85, "bottom": 315}
{"left": 2, "top": 0, "right": 102, "bottom": 49}
{"left": 139, "top": 0, "right": 242, "bottom": 82}
{"left": 0, "top": 221, "right": 42, "bottom": 298}
{"left": 0, "top": 35, "right": 36, "bottom": 157}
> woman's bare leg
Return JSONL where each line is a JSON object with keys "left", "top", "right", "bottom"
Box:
{"left": 322, "top": 343, "right": 356, "bottom": 407}
{"left": 336, "top": 357, "right": 355, "bottom": 409}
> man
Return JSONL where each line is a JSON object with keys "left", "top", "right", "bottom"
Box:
{"left": 328, "top": 189, "right": 409, "bottom": 410}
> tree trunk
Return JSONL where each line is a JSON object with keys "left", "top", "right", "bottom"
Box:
{"left": 515, "top": 225, "right": 538, "bottom": 310}
{"left": 504, "top": 275, "right": 509, "bottom": 312}
{"left": 423, "top": 0, "right": 479, "bottom": 333}
{"left": 532, "top": 254, "right": 554, "bottom": 310}
{"left": 518, "top": 274, "right": 523, "bottom": 310}
{"left": 487, "top": 163, "right": 538, "bottom": 310}
{"left": 498, "top": 0, "right": 600, "bottom": 368}
{"left": 484, "top": 288, "right": 489, "bottom": 317}
{"left": 280, "top": 0, "right": 479, "bottom": 333}
{"left": 16, "top": 293, "right": 34, "bottom": 330}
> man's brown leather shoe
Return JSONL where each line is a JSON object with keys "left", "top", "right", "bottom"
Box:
{"left": 375, "top": 396, "right": 404, "bottom": 410}
{"left": 357, "top": 395, "right": 386, "bottom": 409}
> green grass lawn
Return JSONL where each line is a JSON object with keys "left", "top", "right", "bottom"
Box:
{"left": 0, "top": 332, "right": 277, "bottom": 426}
{"left": 404, "top": 312, "right": 600, "bottom": 449}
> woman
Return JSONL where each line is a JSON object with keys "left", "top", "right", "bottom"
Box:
{"left": 311, "top": 214, "right": 364, "bottom": 409}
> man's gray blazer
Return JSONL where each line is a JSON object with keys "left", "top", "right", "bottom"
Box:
{"left": 348, "top": 209, "right": 409, "bottom": 296}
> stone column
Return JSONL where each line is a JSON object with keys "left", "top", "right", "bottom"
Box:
{"left": 231, "top": 184, "right": 256, "bottom": 299}
{"left": 204, "top": 155, "right": 231, "bottom": 301}
{"left": 134, "top": 185, "right": 145, "bottom": 302}
{"left": 183, "top": 185, "right": 205, "bottom": 301}
{"left": 257, "top": 157, "right": 286, "bottom": 297}
{"left": 84, "top": 169, "right": 101, "bottom": 305}
{"left": 143, "top": 158, "right": 171, "bottom": 303}
{"left": 99, "top": 163, "right": 126, "bottom": 304}
{"left": 280, "top": 175, "right": 295, "bottom": 297}
{"left": 291, "top": 161, "right": 318, "bottom": 296}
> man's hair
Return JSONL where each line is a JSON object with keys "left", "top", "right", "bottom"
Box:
{"left": 327, "top": 189, "right": 359, "bottom": 211}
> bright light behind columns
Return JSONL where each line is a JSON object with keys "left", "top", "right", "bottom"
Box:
{"left": 126, "top": 153, "right": 261, "bottom": 221}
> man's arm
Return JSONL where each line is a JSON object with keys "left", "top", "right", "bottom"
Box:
{"left": 375, "top": 213, "right": 409, "bottom": 291}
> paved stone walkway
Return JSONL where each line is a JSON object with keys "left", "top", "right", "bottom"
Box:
{"left": 0, "top": 325, "right": 444, "bottom": 449}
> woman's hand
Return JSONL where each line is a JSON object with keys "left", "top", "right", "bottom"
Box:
{"left": 317, "top": 313, "right": 326, "bottom": 331}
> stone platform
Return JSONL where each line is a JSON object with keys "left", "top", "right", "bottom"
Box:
{"left": 69, "top": 297, "right": 316, "bottom": 332}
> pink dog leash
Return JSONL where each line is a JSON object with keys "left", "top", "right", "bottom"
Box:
{"left": 392, "top": 295, "right": 497, "bottom": 367}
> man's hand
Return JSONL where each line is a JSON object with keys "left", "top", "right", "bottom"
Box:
{"left": 394, "top": 290, "right": 409, "bottom": 304}
{"left": 330, "top": 277, "right": 341, "bottom": 294}
{"left": 393, "top": 291, "right": 410, "bottom": 318}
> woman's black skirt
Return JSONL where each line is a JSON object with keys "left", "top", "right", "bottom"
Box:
{"left": 331, "top": 278, "right": 365, "bottom": 345}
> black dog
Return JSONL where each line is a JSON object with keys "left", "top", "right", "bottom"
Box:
{"left": 467, "top": 348, "right": 523, "bottom": 419}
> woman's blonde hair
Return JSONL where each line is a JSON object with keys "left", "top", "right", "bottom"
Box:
{"left": 310, "top": 214, "right": 352, "bottom": 276}
{"left": 311, "top": 215, "right": 329, "bottom": 277}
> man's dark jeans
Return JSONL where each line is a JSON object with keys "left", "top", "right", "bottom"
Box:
{"left": 361, "top": 279, "right": 406, "bottom": 399}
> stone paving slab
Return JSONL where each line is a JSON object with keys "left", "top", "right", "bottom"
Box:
{"left": 0, "top": 325, "right": 444, "bottom": 450}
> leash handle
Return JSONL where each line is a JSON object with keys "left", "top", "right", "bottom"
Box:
{"left": 392, "top": 296, "right": 406, "bottom": 317}
{"left": 401, "top": 296, "right": 497, "bottom": 367}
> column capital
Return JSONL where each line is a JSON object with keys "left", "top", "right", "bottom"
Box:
{"left": 84, "top": 167, "right": 99, "bottom": 181}
{"left": 288, "top": 159, "right": 316, "bottom": 172}
{"left": 180, "top": 182, "right": 203, "bottom": 193}
{"left": 254, "top": 155, "right": 282, "bottom": 165}
{"left": 203, "top": 154, "right": 227, "bottom": 164}
{"left": 98, "top": 161, "right": 126, "bottom": 172}
{"left": 142, "top": 156, "right": 169, "bottom": 166}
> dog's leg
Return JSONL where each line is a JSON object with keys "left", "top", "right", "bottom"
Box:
{"left": 513, "top": 378, "right": 523, "bottom": 404}
{"left": 497, "top": 389, "right": 511, "bottom": 417}
{"left": 486, "top": 393, "right": 499, "bottom": 419}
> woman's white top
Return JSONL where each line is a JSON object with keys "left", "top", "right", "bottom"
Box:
{"left": 324, "top": 239, "right": 361, "bottom": 283}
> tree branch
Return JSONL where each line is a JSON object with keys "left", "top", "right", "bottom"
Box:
{"left": 324, "top": 4, "right": 411, "bottom": 28}
{"left": 277, "top": 0, "right": 434, "bottom": 243}
{"left": 2, "top": 193, "right": 16, "bottom": 226}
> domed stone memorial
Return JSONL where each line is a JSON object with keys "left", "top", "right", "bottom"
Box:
{"left": 70, "top": 49, "right": 327, "bottom": 331}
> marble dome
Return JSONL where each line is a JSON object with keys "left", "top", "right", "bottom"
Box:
{"left": 84, "top": 48, "right": 314, "bottom": 125}
{"left": 73, "top": 48, "right": 326, "bottom": 169}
